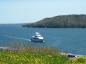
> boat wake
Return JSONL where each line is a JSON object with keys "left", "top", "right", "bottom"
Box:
{"left": 4, "top": 35, "right": 31, "bottom": 41}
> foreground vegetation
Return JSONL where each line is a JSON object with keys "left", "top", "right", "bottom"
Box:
{"left": 0, "top": 48, "right": 86, "bottom": 64}
{"left": 0, "top": 48, "right": 68, "bottom": 64}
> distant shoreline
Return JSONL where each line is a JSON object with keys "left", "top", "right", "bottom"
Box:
{"left": 23, "top": 14, "right": 86, "bottom": 28}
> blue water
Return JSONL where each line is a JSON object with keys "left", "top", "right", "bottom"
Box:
{"left": 0, "top": 24, "right": 86, "bottom": 55}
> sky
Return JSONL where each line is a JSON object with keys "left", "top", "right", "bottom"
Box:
{"left": 0, "top": 0, "right": 86, "bottom": 24}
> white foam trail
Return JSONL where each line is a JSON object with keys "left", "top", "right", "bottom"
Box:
{"left": 0, "top": 47, "right": 9, "bottom": 49}
{"left": 4, "top": 35, "right": 31, "bottom": 41}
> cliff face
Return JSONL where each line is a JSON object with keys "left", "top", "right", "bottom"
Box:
{"left": 23, "top": 14, "right": 86, "bottom": 28}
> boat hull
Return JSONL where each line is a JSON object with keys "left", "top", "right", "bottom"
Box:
{"left": 31, "top": 38, "right": 44, "bottom": 43}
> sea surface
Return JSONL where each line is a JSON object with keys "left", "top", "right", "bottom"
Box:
{"left": 0, "top": 24, "right": 86, "bottom": 55}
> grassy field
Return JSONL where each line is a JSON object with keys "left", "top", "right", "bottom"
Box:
{"left": 0, "top": 48, "right": 86, "bottom": 64}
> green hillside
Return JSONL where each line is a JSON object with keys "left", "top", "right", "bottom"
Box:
{"left": 24, "top": 14, "right": 86, "bottom": 28}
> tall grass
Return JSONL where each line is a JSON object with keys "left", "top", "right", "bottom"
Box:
{"left": 0, "top": 48, "right": 68, "bottom": 64}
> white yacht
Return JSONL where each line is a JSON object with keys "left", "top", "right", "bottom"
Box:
{"left": 31, "top": 32, "right": 44, "bottom": 42}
